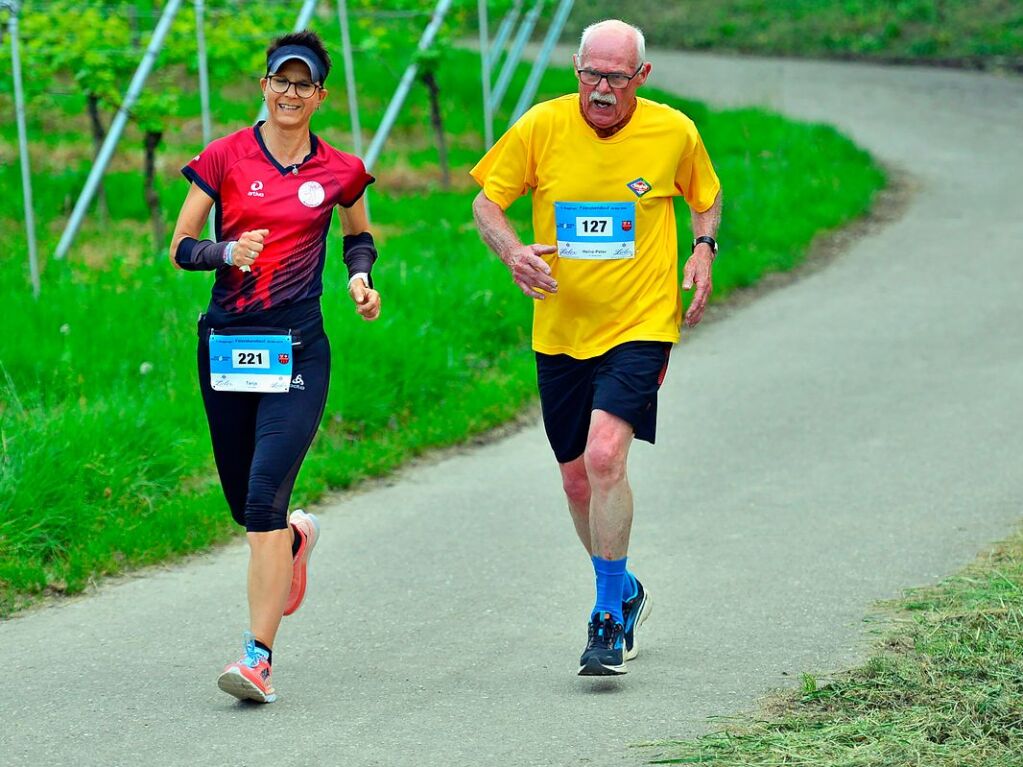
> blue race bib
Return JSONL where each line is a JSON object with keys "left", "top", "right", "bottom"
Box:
{"left": 555, "top": 201, "right": 636, "bottom": 260}
{"left": 209, "top": 331, "right": 293, "bottom": 393}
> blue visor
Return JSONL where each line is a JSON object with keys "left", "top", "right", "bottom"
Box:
{"left": 266, "top": 45, "right": 326, "bottom": 84}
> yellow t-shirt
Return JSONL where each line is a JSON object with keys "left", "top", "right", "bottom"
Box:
{"left": 470, "top": 94, "right": 720, "bottom": 359}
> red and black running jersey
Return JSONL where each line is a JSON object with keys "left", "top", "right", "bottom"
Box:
{"left": 182, "top": 123, "right": 374, "bottom": 315}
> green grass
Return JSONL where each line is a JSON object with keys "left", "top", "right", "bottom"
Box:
{"left": 0, "top": 35, "right": 885, "bottom": 615}
{"left": 651, "top": 530, "right": 1023, "bottom": 766}
{"left": 567, "top": 0, "right": 1023, "bottom": 70}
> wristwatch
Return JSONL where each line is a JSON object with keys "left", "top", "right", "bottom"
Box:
{"left": 692, "top": 235, "right": 718, "bottom": 257}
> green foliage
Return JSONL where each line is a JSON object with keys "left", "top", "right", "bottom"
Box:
{"left": 415, "top": 40, "right": 446, "bottom": 73}
{"left": 9, "top": 1, "right": 283, "bottom": 126}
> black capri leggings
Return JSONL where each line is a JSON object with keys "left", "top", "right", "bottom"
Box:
{"left": 197, "top": 328, "right": 330, "bottom": 533}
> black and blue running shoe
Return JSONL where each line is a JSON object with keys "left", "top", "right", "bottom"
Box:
{"left": 622, "top": 578, "right": 652, "bottom": 661}
{"left": 578, "top": 612, "right": 627, "bottom": 676}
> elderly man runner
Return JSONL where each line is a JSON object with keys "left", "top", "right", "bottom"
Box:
{"left": 470, "top": 19, "right": 722, "bottom": 676}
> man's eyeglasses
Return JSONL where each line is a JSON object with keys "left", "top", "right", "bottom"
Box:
{"left": 576, "top": 66, "right": 643, "bottom": 89}
{"left": 267, "top": 74, "right": 319, "bottom": 99}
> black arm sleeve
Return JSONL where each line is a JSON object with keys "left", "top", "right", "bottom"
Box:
{"left": 342, "top": 232, "right": 378, "bottom": 288}
{"left": 175, "top": 237, "right": 228, "bottom": 271}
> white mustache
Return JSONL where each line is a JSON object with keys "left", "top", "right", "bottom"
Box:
{"left": 589, "top": 92, "right": 616, "bottom": 107}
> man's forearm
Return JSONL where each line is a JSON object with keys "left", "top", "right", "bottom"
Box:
{"left": 472, "top": 193, "right": 523, "bottom": 267}
{"left": 691, "top": 190, "right": 723, "bottom": 239}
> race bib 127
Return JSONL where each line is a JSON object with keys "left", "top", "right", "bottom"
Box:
{"left": 555, "top": 201, "right": 636, "bottom": 260}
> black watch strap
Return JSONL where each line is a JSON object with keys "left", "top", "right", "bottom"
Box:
{"left": 692, "top": 235, "right": 718, "bottom": 256}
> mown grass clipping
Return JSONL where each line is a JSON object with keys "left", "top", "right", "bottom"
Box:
{"left": 651, "top": 530, "right": 1023, "bottom": 766}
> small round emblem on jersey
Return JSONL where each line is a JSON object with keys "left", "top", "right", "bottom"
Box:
{"left": 298, "top": 181, "right": 325, "bottom": 207}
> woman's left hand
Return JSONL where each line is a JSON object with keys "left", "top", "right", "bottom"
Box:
{"left": 348, "top": 278, "right": 381, "bottom": 321}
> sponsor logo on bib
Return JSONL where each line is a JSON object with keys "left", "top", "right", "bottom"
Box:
{"left": 298, "top": 181, "right": 325, "bottom": 207}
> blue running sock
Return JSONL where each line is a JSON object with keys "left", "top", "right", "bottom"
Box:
{"left": 623, "top": 570, "right": 639, "bottom": 602}
{"left": 591, "top": 556, "right": 628, "bottom": 624}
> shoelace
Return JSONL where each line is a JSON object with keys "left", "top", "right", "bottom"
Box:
{"left": 586, "top": 614, "right": 620, "bottom": 650}
{"left": 241, "top": 631, "right": 264, "bottom": 669}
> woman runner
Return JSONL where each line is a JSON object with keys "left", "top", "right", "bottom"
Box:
{"left": 168, "top": 30, "right": 380, "bottom": 703}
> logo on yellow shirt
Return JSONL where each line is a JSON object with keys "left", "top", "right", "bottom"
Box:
{"left": 626, "top": 177, "right": 651, "bottom": 197}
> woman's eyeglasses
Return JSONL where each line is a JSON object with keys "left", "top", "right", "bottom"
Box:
{"left": 267, "top": 75, "right": 319, "bottom": 99}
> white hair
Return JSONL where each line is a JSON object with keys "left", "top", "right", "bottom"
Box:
{"left": 577, "top": 19, "right": 646, "bottom": 67}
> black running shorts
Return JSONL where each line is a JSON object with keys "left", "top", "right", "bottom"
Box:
{"left": 197, "top": 310, "right": 330, "bottom": 533}
{"left": 535, "top": 341, "right": 671, "bottom": 464}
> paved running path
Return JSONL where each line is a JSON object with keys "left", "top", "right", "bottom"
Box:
{"left": 4, "top": 53, "right": 1022, "bottom": 767}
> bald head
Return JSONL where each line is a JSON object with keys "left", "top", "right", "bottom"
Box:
{"left": 577, "top": 19, "right": 646, "bottom": 70}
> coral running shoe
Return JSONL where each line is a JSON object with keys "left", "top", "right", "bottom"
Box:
{"left": 217, "top": 632, "right": 277, "bottom": 703}
{"left": 284, "top": 509, "right": 320, "bottom": 616}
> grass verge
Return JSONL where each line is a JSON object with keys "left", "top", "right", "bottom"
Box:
{"left": 0, "top": 45, "right": 885, "bottom": 615}
{"left": 650, "top": 529, "right": 1023, "bottom": 766}
{"left": 567, "top": 0, "right": 1023, "bottom": 71}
